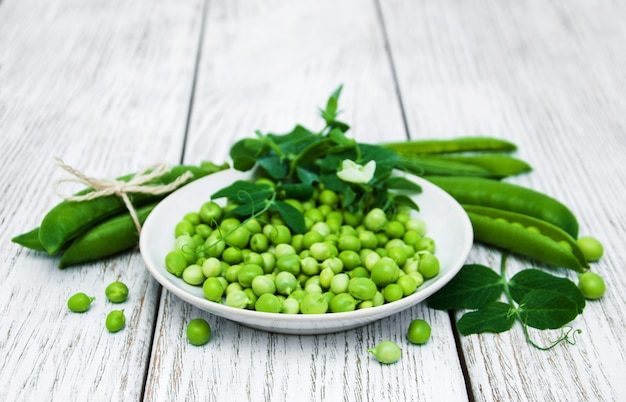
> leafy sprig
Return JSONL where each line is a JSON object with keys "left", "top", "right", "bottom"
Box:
{"left": 427, "top": 254, "right": 585, "bottom": 350}
{"left": 212, "top": 85, "right": 422, "bottom": 233}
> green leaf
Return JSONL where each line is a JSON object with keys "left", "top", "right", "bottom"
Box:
{"left": 257, "top": 156, "right": 288, "bottom": 179}
{"left": 509, "top": 269, "right": 585, "bottom": 314}
{"left": 517, "top": 290, "right": 580, "bottom": 330}
{"left": 427, "top": 264, "right": 505, "bottom": 310}
{"left": 391, "top": 194, "right": 419, "bottom": 211}
{"left": 229, "top": 138, "right": 266, "bottom": 171}
{"left": 211, "top": 181, "right": 273, "bottom": 202}
{"left": 296, "top": 167, "right": 318, "bottom": 185}
{"left": 281, "top": 182, "right": 314, "bottom": 200}
{"left": 270, "top": 201, "right": 306, "bottom": 234}
{"left": 457, "top": 302, "right": 517, "bottom": 335}
{"left": 385, "top": 176, "right": 423, "bottom": 193}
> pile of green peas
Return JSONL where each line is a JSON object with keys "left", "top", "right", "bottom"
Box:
{"left": 164, "top": 184, "right": 441, "bottom": 314}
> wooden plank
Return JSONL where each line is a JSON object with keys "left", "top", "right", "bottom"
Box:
{"left": 0, "top": 0, "right": 204, "bottom": 400}
{"left": 379, "top": 0, "right": 626, "bottom": 400}
{"left": 143, "top": 1, "right": 469, "bottom": 401}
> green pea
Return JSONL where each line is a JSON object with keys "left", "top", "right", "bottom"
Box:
{"left": 358, "top": 230, "right": 378, "bottom": 249}
{"left": 349, "top": 267, "right": 370, "bottom": 279}
{"left": 338, "top": 235, "right": 361, "bottom": 252}
{"left": 186, "top": 318, "right": 211, "bottom": 346}
{"left": 243, "top": 288, "right": 258, "bottom": 310}
{"left": 407, "top": 319, "right": 431, "bottom": 345}
{"left": 397, "top": 274, "right": 418, "bottom": 296}
{"left": 251, "top": 275, "right": 277, "bottom": 296}
{"left": 301, "top": 256, "right": 320, "bottom": 276}
{"left": 182, "top": 264, "right": 206, "bottom": 285}
{"left": 330, "top": 273, "right": 350, "bottom": 294}
{"left": 370, "top": 257, "right": 400, "bottom": 287}
{"left": 255, "top": 293, "right": 282, "bottom": 313}
{"left": 348, "top": 277, "right": 377, "bottom": 300}
{"left": 418, "top": 254, "right": 440, "bottom": 279}
{"left": 281, "top": 297, "right": 300, "bottom": 314}
{"left": 329, "top": 293, "right": 357, "bottom": 313}
{"left": 318, "top": 189, "right": 339, "bottom": 206}
{"left": 405, "top": 218, "right": 427, "bottom": 236}
{"left": 165, "top": 250, "right": 188, "bottom": 277}
{"left": 237, "top": 264, "right": 264, "bottom": 288}
{"left": 385, "top": 221, "right": 405, "bottom": 239}
{"left": 300, "top": 292, "right": 329, "bottom": 314}
{"left": 578, "top": 271, "right": 606, "bottom": 299}
{"left": 203, "top": 277, "right": 224, "bottom": 303}
{"left": 221, "top": 247, "right": 243, "bottom": 264}
{"left": 363, "top": 208, "right": 388, "bottom": 232}
{"left": 105, "top": 281, "right": 129, "bottom": 303}
{"left": 199, "top": 201, "right": 223, "bottom": 225}
{"left": 225, "top": 290, "right": 249, "bottom": 309}
{"left": 67, "top": 292, "right": 95, "bottom": 313}
{"left": 367, "top": 340, "right": 401, "bottom": 364}
{"left": 202, "top": 257, "right": 222, "bottom": 278}
{"left": 263, "top": 224, "right": 292, "bottom": 245}
{"left": 577, "top": 236, "right": 604, "bottom": 262}
{"left": 244, "top": 218, "right": 262, "bottom": 234}
{"left": 175, "top": 220, "right": 195, "bottom": 237}
{"left": 250, "top": 233, "right": 269, "bottom": 252}
{"left": 183, "top": 212, "right": 201, "bottom": 225}
{"left": 195, "top": 223, "right": 212, "bottom": 239}
{"left": 105, "top": 310, "right": 126, "bottom": 333}
{"left": 276, "top": 254, "right": 301, "bottom": 276}
{"left": 415, "top": 237, "right": 435, "bottom": 253}
{"left": 275, "top": 271, "right": 299, "bottom": 296}
{"left": 382, "top": 284, "right": 404, "bottom": 303}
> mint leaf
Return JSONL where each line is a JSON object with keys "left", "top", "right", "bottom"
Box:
{"left": 517, "top": 290, "right": 579, "bottom": 330}
{"left": 457, "top": 302, "right": 516, "bottom": 335}
{"left": 270, "top": 201, "right": 306, "bottom": 234}
{"left": 509, "top": 269, "right": 585, "bottom": 314}
{"left": 427, "top": 264, "right": 504, "bottom": 310}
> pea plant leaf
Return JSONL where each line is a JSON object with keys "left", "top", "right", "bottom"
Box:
{"left": 269, "top": 201, "right": 306, "bottom": 234}
{"left": 517, "top": 289, "right": 580, "bottom": 330}
{"left": 385, "top": 176, "right": 423, "bottom": 193}
{"left": 427, "top": 264, "right": 505, "bottom": 310}
{"left": 457, "top": 302, "right": 517, "bottom": 335}
{"left": 509, "top": 269, "right": 586, "bottom": 314}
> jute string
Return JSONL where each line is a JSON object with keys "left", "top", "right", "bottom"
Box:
{"left": 53, "top": 157, "right": 193, "bottom": 233}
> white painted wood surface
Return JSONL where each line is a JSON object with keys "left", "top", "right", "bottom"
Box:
{"left": 1, "top": 1, "right": 625, "bottom": 401}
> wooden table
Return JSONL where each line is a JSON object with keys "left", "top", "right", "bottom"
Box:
{"left": 2, "top": 1, "right": 625, "bottom": 401}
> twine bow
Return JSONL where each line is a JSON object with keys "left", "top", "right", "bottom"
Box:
{"left": 53, "top": 157, "right": 193, "bottom": 233}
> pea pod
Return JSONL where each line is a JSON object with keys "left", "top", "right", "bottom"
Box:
{"left": 396, "top": 156, "right": 494, "bottom": 178}
{"left": 11, "top": 227, "right": 46, "bottom": 251}
{"left": 59, "top": 203, "right": 157, "bottom": 268}
{"left": 463, "top": 204, "right": 588, "bottom": 272}
{"left": 421, "top": 154, "right": 532, "bottom": 178}
{"left": 425, "top": 176, "right": 579, "bottom": 238}
{"left": 39, "top": 163, "right": 227, "bottom": 255}
{"left": 382, "top": 136, "right": 517, "bottom": 155}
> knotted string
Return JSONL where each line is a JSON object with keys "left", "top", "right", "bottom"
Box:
{"left": 53, "top": 157, "right": 193, "bottom": 233}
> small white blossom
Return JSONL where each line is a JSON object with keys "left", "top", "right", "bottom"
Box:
{"left": 336, "top": 159, "right": 376, "bottom": 184}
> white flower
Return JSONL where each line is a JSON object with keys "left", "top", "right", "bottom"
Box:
{"left": 336, "top": 159, "right": 376, "bottom": 184}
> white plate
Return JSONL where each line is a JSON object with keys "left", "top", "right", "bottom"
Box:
{"left": 140, "top": 169, "right": 473, "bottom": 335}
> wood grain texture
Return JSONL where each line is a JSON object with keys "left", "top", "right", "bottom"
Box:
{"left": 2, "top": 0, "right": 625, "bottom": 401}
{"left": 0, "top": 0, "right": 204, "bottom": 400}
{"left": 143, "top": 0, "right": 468, "bottom": 401}
{"left": 379, "top": 0, "right": 626, "bottom": 400}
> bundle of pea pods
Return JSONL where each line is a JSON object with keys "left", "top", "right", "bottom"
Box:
{"left": 12, "top": 135, "right": 596, "bottom": 275}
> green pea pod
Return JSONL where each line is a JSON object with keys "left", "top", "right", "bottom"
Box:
{"left": 423, "top": 154, "right": 532, "bottom": 178}
{"left": 381, "top": 137, "right": 518, "bottom": 155}
{"left": 425, "top": 176, "right": 579, "bottom": 238}
{"left": 463, "top": 204, "right": 588, "bottom": 272}
{"left": 396, "top": 156, "right": 495, "bottom": 178}
{"left": 39, "top": 163, "right": 227, "bottom": 255}
{"left": 11, "top": 227, "right": 46, "bottom": 251}
{"left": 59, "top": 203, "right": 157, "bottom": 268}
